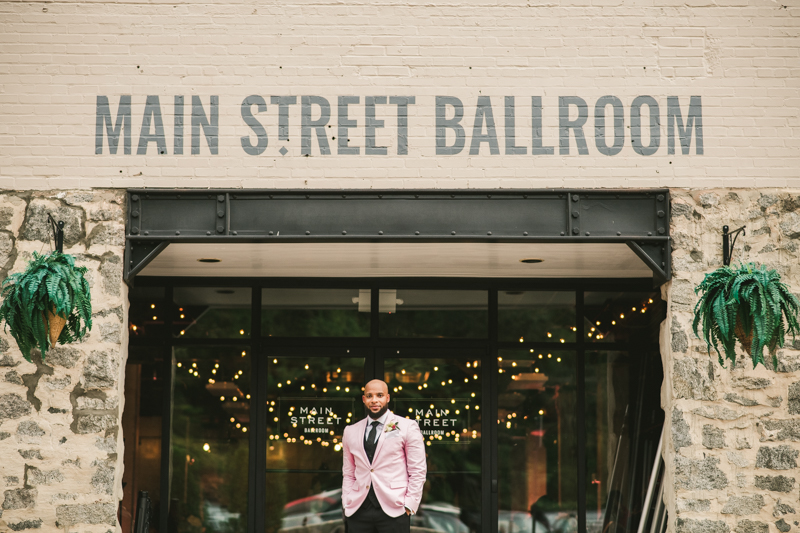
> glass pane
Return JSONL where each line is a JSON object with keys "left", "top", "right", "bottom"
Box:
{"left": 121, "top": 350, "right": 165, "bottom": 533}
{"left": 583, "top": 292, "right": 662, "bottom": 344}
{"left": 173, "top": 287, "right": 252, "bottom": 339}
{"left": 498, "top": 291, "right": 576, "bottom": 343}
{"left": 261, "top": 289, "right": 370, "bottom": 337}
{"left": 266, "top": 472, "right": 344, "bottom": 533}
{"left": 266, "top": 355, "right": 365, "bottom": 470}
{"left": 170, "top": 346, "right": 251, "bottom": 533}
{"left": 384, "top": 356, "right": 482, "bottom": 532}
{"left": 379, "top": 290, "right": 488, "bottom": 338}
{"left": 585, "top": 351, "right": 663, "bottom": 533}
{"left": 497, "top": 350, "right": 578, "bottom": 533}
{"left": 128, "top": 286, "right": 168, "bottom": 339}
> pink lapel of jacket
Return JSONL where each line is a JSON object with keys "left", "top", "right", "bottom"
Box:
{"left": 371, "top": 410, "right": 396, "bottom": 462}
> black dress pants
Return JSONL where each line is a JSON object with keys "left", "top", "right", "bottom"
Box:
{"left": 346, "top": 497, "right": 410, "bottom": 533}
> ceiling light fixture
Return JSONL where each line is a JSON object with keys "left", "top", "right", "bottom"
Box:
{"left": 198, "top": 258, "right": 221, "bottom": 263}
{"left": 519, "top": 258, "right": 544, "bottom": 264}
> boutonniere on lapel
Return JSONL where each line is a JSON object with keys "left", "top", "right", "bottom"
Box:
{"left": 384, "top": 421, "right": 399, "bottom": 433}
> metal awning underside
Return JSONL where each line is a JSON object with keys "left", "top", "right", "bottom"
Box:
{"left": 125, "top": 189, "right": 671, "bottom": 284}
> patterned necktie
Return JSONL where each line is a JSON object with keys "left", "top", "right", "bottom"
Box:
{"left": 365, "top": 421, "right": 380, "bottom": 463}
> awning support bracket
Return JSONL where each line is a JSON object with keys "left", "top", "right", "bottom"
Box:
{"left": 125, "top": 241, "right": 169, "bottom": 284}
{"left": 626, "top": 241, "right": 671, "bottom": 286}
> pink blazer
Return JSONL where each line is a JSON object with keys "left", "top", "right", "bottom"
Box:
{"left": 341, "top": 410, "right": 427, "bottom": 517}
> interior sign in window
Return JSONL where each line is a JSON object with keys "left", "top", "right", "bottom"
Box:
{"left": 278, "top": 399, "right": 357, "bottom": 438}
{"left": 395, "top": 399, "right": 479, "bottom": 443}
{"left": 95, "top": 95, "right": 703, "bottom": 157}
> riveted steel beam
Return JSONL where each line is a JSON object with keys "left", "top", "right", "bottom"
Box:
{"left": 124, "top": 189, "right": 671, "bottom": 283}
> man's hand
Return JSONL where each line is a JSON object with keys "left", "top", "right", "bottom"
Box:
{"left": 405, "top": 507, "right": 412, "bottom": 516}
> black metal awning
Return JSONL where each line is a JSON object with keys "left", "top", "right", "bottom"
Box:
{"left": 125, "top": 189, "right": 671, "bottom": 284}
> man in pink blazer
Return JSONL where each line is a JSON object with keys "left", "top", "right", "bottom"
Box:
{"left": 342, "top": 379, "right": 427, "bottom": 533}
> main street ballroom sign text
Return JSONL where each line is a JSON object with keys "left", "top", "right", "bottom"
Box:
{"left": 96, "top": 95, "right": 703, "bottom": 157}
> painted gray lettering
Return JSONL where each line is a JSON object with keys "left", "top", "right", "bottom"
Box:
{"left": 95, "top": 95, "right": 131, "bottom": 155}
{"left": 240, "top": 95, "right": 268, "bottom": 156}
{"left": 531, "top": 96, "right": 554, "bottom": 155}
{"left": 594, "top": 95, "right": 624, "bottom": 156}
{"left": 631, "top": 96, "right": 660, "bottom": 156}
{"left": 301, "top": 95, "right": 331, "bottom": 156}
{"left": 174, "top": 95, "right": 184, "bottom": 155}
{"left": 337, "top": 96, "right": 360, "bottom": 155}
{"left": 470, "top": 96, "right": 499, "bottom": 155}
{"left": 270, "top": 96, "right": 297, "bottom": 141}
{"left": 668, "top": 96, "right": 703, "bottom": 155}
{"left": 559, "top": 96, "right": 589, "bottom": 155}
{"left": 435, "top": 96, "right": 465, "bottom": 155}
{"left": 191, "top": 95, "right": 219, "bottom": 155}
{"left": 137, "top": 95, "right": 167, "bottom": 155}
{"left": 389, "top": 96, "right": 415, "bottom": 155}
{"left": 504, "top": 96, "right": 526, "bottom": 155}
{"left": 365, "top": 96, "right": 388, "bottom": 155}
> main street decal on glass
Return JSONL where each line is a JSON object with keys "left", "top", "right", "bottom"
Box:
{"left": 278, "top": 399, "right": 355, "bottom": 440}
{"left": 394, "top": 399, "right": 479, "bottom": 445}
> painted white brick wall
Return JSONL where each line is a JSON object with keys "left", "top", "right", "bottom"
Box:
{"left": 0, "top": 0, "right": 797, "bottom": 190}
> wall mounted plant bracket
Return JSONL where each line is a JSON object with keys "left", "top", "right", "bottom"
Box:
{"left": 722, "top": 224, "right": 746, "bottom": 266}
{"left": 48, "top": 214, "right": 65, "bottom": 253}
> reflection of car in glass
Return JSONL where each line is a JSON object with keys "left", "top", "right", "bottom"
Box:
{"left": 497, "top": 510, "right": 602, "bottom": 533}
{"left": 413, "top": 502, "right": 469, "bottom": 533}
{"left": 279, "top": 491, "right": 463, "bottom": 533}
{"left": 280, "top": 488, "right": 345, "bottom": 533}
{"left": 498, "top": 510, "right": 551, "bottom": 533}
{"left": 204, "top": 501, "right": 243, "bottom": 532}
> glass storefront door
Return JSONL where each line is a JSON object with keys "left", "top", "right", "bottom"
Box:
{"left": 265, "top": 348, "right": 366, "bottom": 533}
{"left": 383, "top": 348, "right": 485, "bottom": 533}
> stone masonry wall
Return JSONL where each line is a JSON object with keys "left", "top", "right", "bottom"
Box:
{"left": 665, "top": 190, "right": 800, "bottom": 533}
{"left": 0, "top": 190, "right": 126, "bottom": 532}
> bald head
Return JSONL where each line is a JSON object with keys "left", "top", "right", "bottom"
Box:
{"left": 363, "top": 379, "right": 390, "bottom": 419}
{"left": 364, "top": 379, "right": 389, "bottom": 394}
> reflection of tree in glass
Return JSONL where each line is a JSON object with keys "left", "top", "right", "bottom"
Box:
{"left": 266, "top": 356, "right": 365, "bottom": 528}
{"left": 385, "top": 357, "right": 482, "bottom": 528}
{"left": 498, "top": 308, "right": 575, "bottom": 343}
{"left": 264, "top": 473, "right": 287, "bottom": 533}
{"left": 179, "top": 308, "right": 251, "bottom": 339}
{"left": 171, "top": 349, "right": 250, "bottom": 533}
{"left": 262, "top": 310, "right": 369, "bottom": 337}
{"left": 497, "top": 352, "right": 578, "bottom": 515}
{"left": 380, "top": 310, "right": 488, "bottom": 338}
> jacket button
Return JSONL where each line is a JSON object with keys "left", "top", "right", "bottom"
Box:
{"left": 370, "top": 469, "right": 374, "bottom": 472}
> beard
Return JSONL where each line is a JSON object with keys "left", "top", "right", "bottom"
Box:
{"left": 367, "top": 404, "right": 389, "bottom": 419}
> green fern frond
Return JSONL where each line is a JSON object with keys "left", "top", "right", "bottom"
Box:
{"left": 0, "top": 251, "right": 93, "bottom": 362}
{"left": 694, "top": 262, "right": 800, "bottom": 371}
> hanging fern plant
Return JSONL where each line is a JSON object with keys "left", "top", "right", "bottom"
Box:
{"left": 693, "top": 262, "right": 800, "bottom": 370}
{"left": 0, "top": 251, "right": 92, "bottom": 362}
